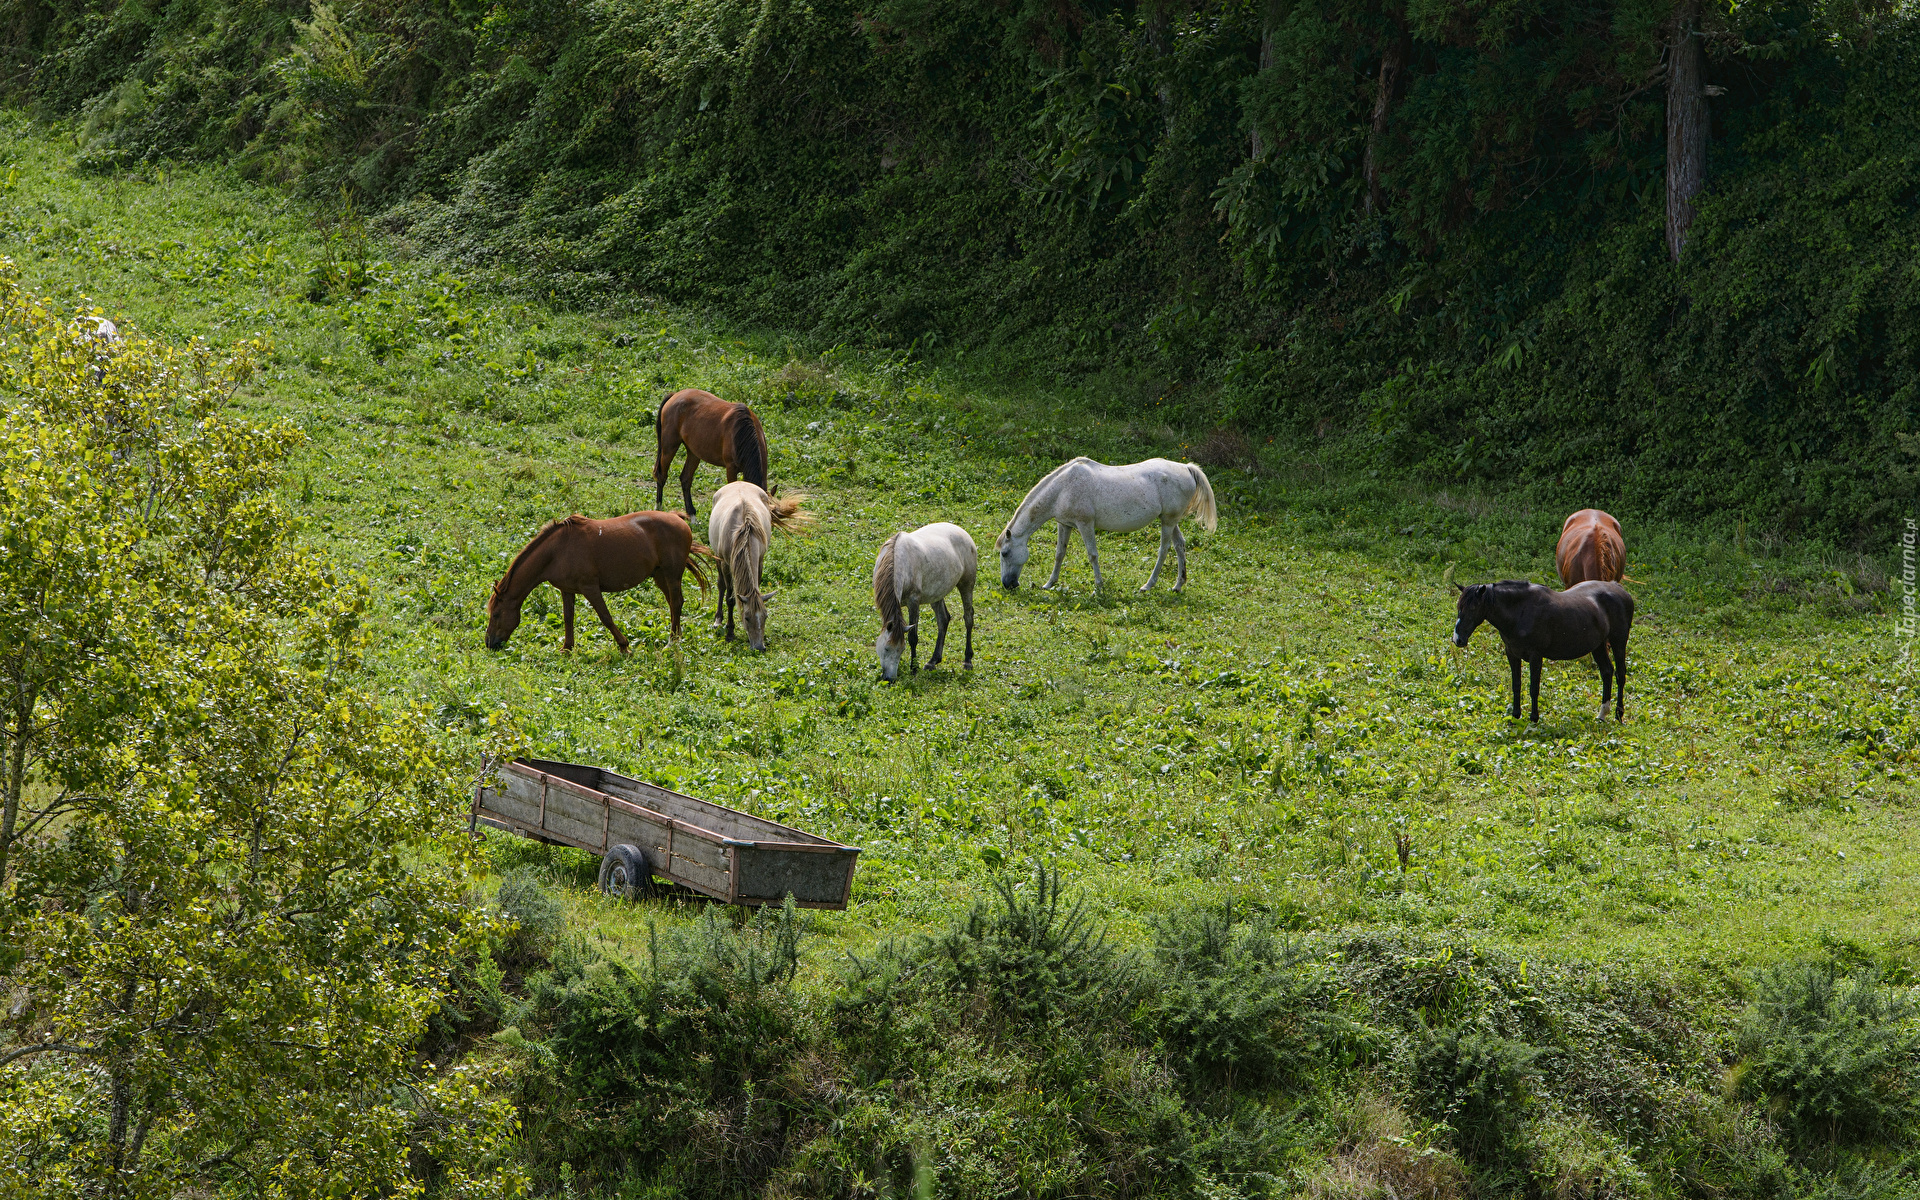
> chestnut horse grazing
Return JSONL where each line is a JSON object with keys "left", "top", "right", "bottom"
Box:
{"left": 1556, "top": 509, "right": 1625, "bottom": 587}
{"left": 486, "top": 512, "right": 713, "bottom": 653}
{"left": 654, "top": 388, "right": 770, "bottom": 517}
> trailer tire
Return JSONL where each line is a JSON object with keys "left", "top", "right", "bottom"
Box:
{"left": 598, "top": 844, "right": 651, "bottom": 900}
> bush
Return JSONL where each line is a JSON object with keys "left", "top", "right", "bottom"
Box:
{"left": 1143, "top": 901, "right": 1345, "bottom": 1094}
{"left": 1734, "top": 964, "right": 1920, "bottom": 1152}
{"left": 494, "top": 869, "right": 564, "bottom": 965}
{"left": 1411, "top": 1021, "right": 1554, "bottom": 1166}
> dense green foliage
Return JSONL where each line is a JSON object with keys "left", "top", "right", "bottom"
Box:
{"left": 454, "top": 866, "right": 1920, "bottom": 1199}
{"left": 0, "top": 266, "right": 521, "bottom": 1198}
{"left": 4, "top": 0, "right": 1917, "bottom": 538}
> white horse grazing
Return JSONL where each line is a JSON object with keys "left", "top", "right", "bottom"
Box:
{"left": 873, "top": 523, "right": 977, "bottom": 682}
{"left": 708, "top": 481, "right": 811, "bottom": 651}
{"left": 996, "top": 457, "right": 1217, "bottom": 591}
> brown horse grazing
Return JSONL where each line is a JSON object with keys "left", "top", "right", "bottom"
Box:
{"left": 654, "top": 388, "right": 770, "bottom": 517}
{"left": 486, "top": 512, "right": 714, "bottom": 653}
{"left": 1556, "top": 509, "right": 1625, "bottom": 587}
{"left": 1451, "top": 579, "right": 1634, "bottom": 722}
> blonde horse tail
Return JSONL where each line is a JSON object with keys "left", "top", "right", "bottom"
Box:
{"left": 766, "top": 490, "right": 815, "bottom": 533}
{"left": 1184, "top": 464, "right": 1219, "bottom": 533}
{"left": 686, "top": 543, "right": 717, "bottom": 593}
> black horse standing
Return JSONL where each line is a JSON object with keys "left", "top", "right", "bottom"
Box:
{"left": 1451, "top": 580, "right": 1634, "bottom": 722}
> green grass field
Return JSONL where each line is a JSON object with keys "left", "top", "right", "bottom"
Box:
{"left": 3, "top": 114, "right": 1914, "bottom": 983}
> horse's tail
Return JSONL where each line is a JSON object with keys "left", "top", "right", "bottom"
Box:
{"left": 685, "top": 543, "right": 717, "bottom": 593}
{"left": 765, "top": 490, "right": 814, "bottom": 533}
{"left": 730, "top": 404, "right": 768, "bottom": 489}
{"left": 1184, "top": 464, "right": 1219, "bottom": 533}
{"left": 1595, "top": 528, "right": 1618, "bottom": 582}
{"left": 655, "top": 391, "right": 677, "bottom": 474}
{"left": 873, "top": 534, "right": 903, "bottom": 630}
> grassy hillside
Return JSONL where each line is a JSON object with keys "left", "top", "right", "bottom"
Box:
{"left": 4, "top": 118, "right": 1918, "bottom": 1196}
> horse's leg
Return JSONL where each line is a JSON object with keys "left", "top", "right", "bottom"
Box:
{"left": 1528, "top": 656, "right": 1543, "bottom": 723}
{"left": 907, "top": 601, "right": 920, "bottom": 673}
{"left": 1143, "top": 523, "right": 1171, "bottom": 590}
{"left": 1615, "top": 637, "right": 1628, "bottom": 721}
{"left": 961, "top": 582, "right": 974, "bottom": 668}
{"left": 660, "top": 572, "right": 685, "bottom": 640}
{"left": 1078, "top": 524, "right": 1104, "bottom": 590}
{"left": 927, "top": 599, "right": 951, "bottom": 668}
{"left": 679, "top": 457, "right": 700, "bottom": 517}
{"left": 1044, "top": 523, "right": 1069, "bottom": 588}
{"left": 561, "top": 590, "right": 577, "bottom": 652}
{"left": 582, "top": 587, "right": 630, "bottom": 655}
{"left": 1507, "top": 653, "right": 1522, "bottom": 719}
{"left": 714, "top": 562, "right": 729, "bottom": 632}
{"left": 1172, "top": 525, "right": 1189, "bottom": 591}
{"left": 1593, "top": 645, "right": 1613, "bottom": 721}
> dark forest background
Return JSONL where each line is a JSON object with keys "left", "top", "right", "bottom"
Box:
{"left": 4, "top": 0, "right": 1917, "bottom": 541}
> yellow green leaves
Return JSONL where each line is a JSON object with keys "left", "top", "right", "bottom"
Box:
{"left": 0, "top": 264, "right": 522, "bottom": 1198}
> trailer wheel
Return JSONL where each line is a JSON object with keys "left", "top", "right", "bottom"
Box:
{"left": 598, "top": 844, "right": 651, "bottom": 900}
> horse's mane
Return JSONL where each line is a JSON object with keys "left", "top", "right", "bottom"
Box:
{"left": 1002, "top": 457, "right": 1087, "bottom": 536}
{"left": 729, "top": 525, "right": 763, "bottom": 605}
{"left": 729, "top": 404, "right": 768, "bottom": 489}
{"left": 873, "top": 534, "right": 903, "bottom": 631}
{"left": 489, "top": 516, "right": 579, "bottom": 613}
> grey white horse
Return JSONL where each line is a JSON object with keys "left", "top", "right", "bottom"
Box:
{"left": 996, "top": 456, "right": 1217, "bottom": 591}
{"left": 873, "top": 523, "right": 976, "bottom": 681}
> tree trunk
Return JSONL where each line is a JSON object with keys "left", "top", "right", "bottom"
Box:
{"left": 1364, "top": 36, "right": 1411, "bottom": 215}
{"left": 1251, "top": 28, "right": 1274, "bottom": 160}
{"left": 1145, "top": 1, "right": 1174, "bottom": 121}
{"left": 0, "top": 684, "right": 32, "bottom": 887}
{"left": 1665, "top": 0, "right": 1707, "bottom": 261}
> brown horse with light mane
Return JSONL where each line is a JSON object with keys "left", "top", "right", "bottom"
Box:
{"left": 1556, "top": 509, "right": 1625, "bottom": 587}
{"left": 654, "top": 388, "right": 770, "bottom": 517}
{"left": 486, "top": 512, "right": 714, "bottom": 653}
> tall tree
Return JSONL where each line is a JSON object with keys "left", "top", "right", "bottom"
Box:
{"left": 0, "top": 263, "right": 523, "bottom": 1200}
{"left": 1666, "top": 0, "right": 1709, "bottom": 260}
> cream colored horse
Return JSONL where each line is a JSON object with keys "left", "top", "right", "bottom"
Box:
{"left": 996, "top": 457, "right": 1217, "bottom": 591}
{"left": 707, "top": 482, "right": 810, "bottom": 650}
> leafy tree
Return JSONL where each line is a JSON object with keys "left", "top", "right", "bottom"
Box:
{"left": 0, "top": 261, "right": 523, "bottom": 1199}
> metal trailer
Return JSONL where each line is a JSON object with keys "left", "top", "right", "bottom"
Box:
{"left": 472, "top": 757, "right": 860, "bottom": 910}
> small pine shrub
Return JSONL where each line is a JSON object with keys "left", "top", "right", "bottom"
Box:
{"left": 930, "top": 863, "right": 1129, "bottom": 1029}
{"left": 495, "top": 868, "right": 564, "bottom": 965}
{"left": 1734, "top": 964, "right": 1919, "bottom": 1152}
{"left": 1144, "top": 901, "right": 1342, "bottom": 1094}
{"left": 1412, "top": 1021, "right": 1554, "bottom": 1165}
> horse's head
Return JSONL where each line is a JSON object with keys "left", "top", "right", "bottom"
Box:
{"left": 874, "top": 618, "right": 913, "bottom": 681}
{"left": 484, "top": 581, "right": 523, "bottom": 651}
{"left": 1451, "top": 582, "right": 1489, "bottom": 648}
{"left": 739, "top": 587, "right": 769, "bottom": 652}
{"left": 995, "top": 525, "right": 1028, "bottom": 589}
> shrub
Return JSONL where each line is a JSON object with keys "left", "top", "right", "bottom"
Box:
{"left": 1411, "top": 1021, "right": 1555, "bottom": 1165}
{"left": 1143, "top": 901, "right": 1346, "bottom": 1094}
{"left": 494, "top": 869, "right": 564, "bottom": 965}
{"left": 1734, "top": 964, "right": 1920, "bottom": 1152}
{"left": 924, "top": 862, "right": 1130, "bottom": 1030}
